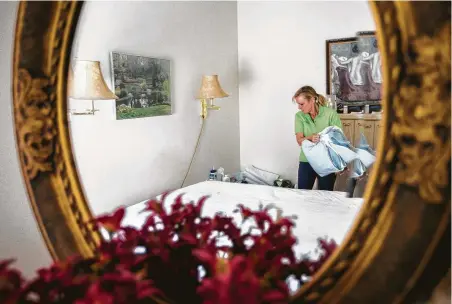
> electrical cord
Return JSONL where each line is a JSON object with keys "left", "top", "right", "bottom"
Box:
{"left": 180, "top": 118, "right": 206, "bottom": 188}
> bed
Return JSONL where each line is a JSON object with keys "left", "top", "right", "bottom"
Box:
{"left": 122, "top": 181, "right": 363, "bottom": 258}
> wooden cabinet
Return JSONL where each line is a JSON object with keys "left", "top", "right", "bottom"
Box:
{"left": 374, "top": 121, "right": 383, "bottom": 150}
{"left": 339, "top": 114, "right": 382, "bottom": 149}
{"left": 341, "top": 120, "right": 355, "bottom": 145}
{"left": 354, "top": 120, "right": 375, "bottom": 146}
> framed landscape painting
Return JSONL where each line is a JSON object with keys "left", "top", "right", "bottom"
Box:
{"left": 326, "top": 31, "right": 381, "bottom": 104}
{"left": 111, "top": 52, "right": 172, "bottom": 120}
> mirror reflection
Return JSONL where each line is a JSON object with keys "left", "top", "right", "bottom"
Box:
{"left": 68, "top": 0, "right": 381, "bottom": 293}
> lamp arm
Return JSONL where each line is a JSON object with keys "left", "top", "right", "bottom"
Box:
{"left": 200, "top": 98, "right": 221, "bottom": 118}
{"left": 180, "top": 118, "right": 206, "bottom": 188}
{"left": 201, "top": 99, "right": 208, "bottom": 119}
{"left": 208, "top": 105, "right": 220, "bottom": 111}
{"left": 70, "top": 99, "right": 99, "bottom": 115}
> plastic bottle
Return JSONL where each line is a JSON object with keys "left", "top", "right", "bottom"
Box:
{"left": 208, "top": 167, "right": 217, "bottom": 181}
{"left": 217, "top": 167, "right": 225, "bottom": 181}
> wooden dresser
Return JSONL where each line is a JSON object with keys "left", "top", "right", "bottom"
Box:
{"left": 339, "top": 113, "right": 382, "bottom": 149}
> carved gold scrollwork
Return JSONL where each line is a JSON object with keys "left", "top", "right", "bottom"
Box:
{"left": 391, "top": 23, "right": 451, "bottom": 203}
{"left": 15, "top": 68, "right": 56, "bottom": 179}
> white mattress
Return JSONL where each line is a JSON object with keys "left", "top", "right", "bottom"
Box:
{"left": 122, "top": 181, "right": 363, "bottom": 259}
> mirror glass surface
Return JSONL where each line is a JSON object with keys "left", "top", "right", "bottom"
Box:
{"left": 68, "top": 0, "right": 381, "bottom": 293}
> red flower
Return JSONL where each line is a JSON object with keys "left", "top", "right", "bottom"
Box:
{"left": 262, "top": 289, "right": 288, "bottom": 304}
{"left": 235, "top": 204, "right": 273, "bottom": 231}
{"left": 194, "top": 195, "right": 209, "bottom": 215}
{"left": 197, "top": 255, "right": 261, "bottom": 304}
{"left": 289, "top": 237, "right": 338, "bottom": 281}
{"left": 0, "top": 259, "right": 24, "bottom": 304}
{"left": 236, "top": 204, "right": 253, "bottom": 219}
{"left": 141, "top": 191, "right": 173, "bottom": 217}
{"left": 306, "top": 238, "right": 338, "bottom": 274}
{"left": 318, "top": 237, "right": 338, "bottom": 257}
{"left": 95, "top": 207, "right": 126, "bottom": 233}
{"left": 193, "top": 249, "right": 217, "bottom": 275}
{"left": 0, "top": 194, "right": 339, "bottom": 304}
{"left": 74, "top": 283, "right": 114, "bottom": 304}
{"left": 211, "top": 214, "right": 241, "bottom": 240}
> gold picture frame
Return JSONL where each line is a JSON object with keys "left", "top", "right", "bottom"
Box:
{"left": 12, "top": 1, "right": 451, "bottom": 303}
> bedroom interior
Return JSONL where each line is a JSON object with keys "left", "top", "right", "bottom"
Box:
{"left": 68, "top": 0, "right": 378, "bottom": 216}
{"left": 66, "top": 2, "right": 377, "bottom": 276}
{"left": 2, "top": 0, "right": 450, "bottom": 303}
{"left": 64, "top": 4, "right": 373, "bottom": 289}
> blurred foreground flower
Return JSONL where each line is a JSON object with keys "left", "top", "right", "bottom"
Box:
{"left": 0, "top": 193, "right": 337, "bottom": 304}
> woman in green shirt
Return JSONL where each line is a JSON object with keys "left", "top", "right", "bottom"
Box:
{"left": 293, "top": 86, "right": 343, "bottom": 191}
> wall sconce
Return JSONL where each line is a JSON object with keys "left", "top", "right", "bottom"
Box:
{"left": 196, "top": 75, "right": 229, "bottom": 119}
{"left": 181, "top": 75, "right": 229, "bottom": 188}
{"left": 68, "top": 60, "right": 117, "bottom": 115}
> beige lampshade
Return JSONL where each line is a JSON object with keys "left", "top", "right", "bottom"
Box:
{"left": 68, "top": 60, "right": 117, "bottom": 100}
{"left": 196, "top": 75, "right": 229, "bottom": 99}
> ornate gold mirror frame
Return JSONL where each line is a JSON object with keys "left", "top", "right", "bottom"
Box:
{"left": 12, "top": 1, "right": 450, "bottom": 303}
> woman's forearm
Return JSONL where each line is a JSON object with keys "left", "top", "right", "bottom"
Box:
{"left": 301, "top": 135, "right": 312, "bottom": 142}
{"left": 296, "top": 133, "right": 314, "bottom": 145}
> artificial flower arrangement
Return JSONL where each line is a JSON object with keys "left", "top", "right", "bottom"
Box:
{"left": 0, "top": 193, "right": 337, "bottom": 304}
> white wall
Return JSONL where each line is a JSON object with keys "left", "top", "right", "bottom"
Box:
{"left": 238, "top": 1, "right": 375, "bottom": 183}
{"left": 0, "top": 1, "right": 52, "bottom": 277}
{"left": 70, "top": 1, "right": 240, "bottom": 215}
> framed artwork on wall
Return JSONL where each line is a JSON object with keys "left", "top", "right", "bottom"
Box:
{"left": 111, "top": 52, "right": 172, "bottom": 120}
{"left": 326, "top": 31, "right": 382, "bottom": 107}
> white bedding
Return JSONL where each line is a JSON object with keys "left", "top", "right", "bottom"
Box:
{"left": 122, "top": 181, "right": 363, "bottom": 259}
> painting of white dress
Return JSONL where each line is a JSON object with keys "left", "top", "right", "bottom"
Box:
{"left": 326, "top": 32, "right": 381, "bottom": 102}
{"left": 111, "top": 52, "right": 171, "bottom": 120}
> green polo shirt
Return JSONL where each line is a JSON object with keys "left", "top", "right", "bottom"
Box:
{"left": 295, "top": 106, "right": 343, "bottom": 162}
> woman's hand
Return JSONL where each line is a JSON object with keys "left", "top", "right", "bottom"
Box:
{"left": 357, "top": 172, "right": 368, "bottom": 181}
{"left": 337, "top": 167, "right": 349, "bottom": 176}
{"left": 310, "top": 134, "right": 320, "bottom": 143}
{"left": 295, "top": 133, "right": 319, "bottom": 145}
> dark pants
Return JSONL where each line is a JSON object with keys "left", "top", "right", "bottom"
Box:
{"left": 298, "top": 162, "right": 336, "bottom": 191}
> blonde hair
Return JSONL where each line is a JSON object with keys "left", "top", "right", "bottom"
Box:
{"left": 292, "top": 85, "right": 327, "bottom": 113}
